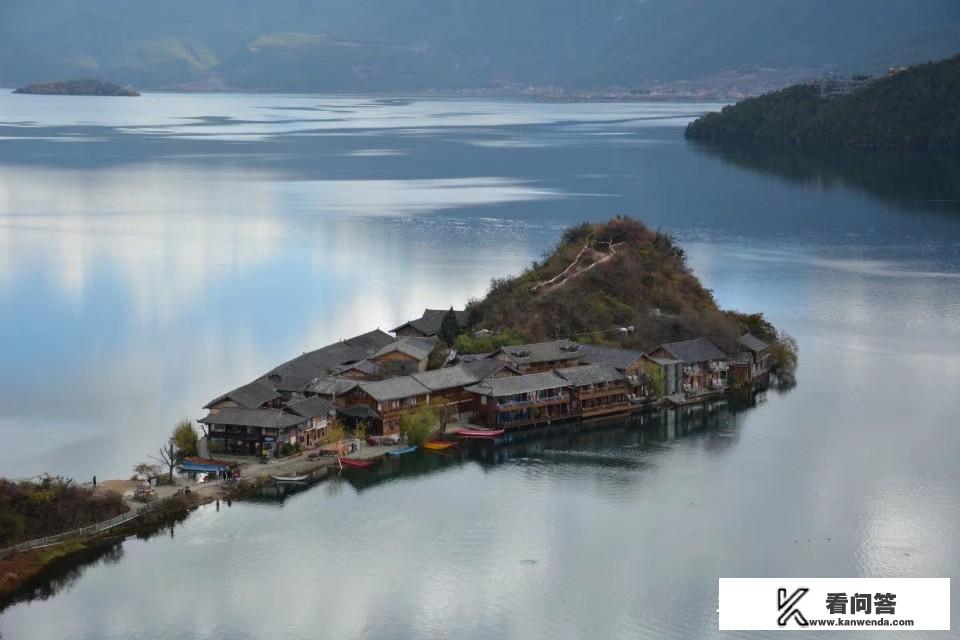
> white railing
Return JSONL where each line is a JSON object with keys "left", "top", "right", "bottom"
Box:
{"left": 0, "top": 503, "right": 156, "bottom": 559}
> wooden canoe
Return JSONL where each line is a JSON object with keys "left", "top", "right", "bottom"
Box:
{"left": 455, "top": 428, "right": 505, "bottom": 439}
{"left": 422, "top": 440, "right": 457, "bottom": 450}
{"left": 338, "top": 457, "right": 374, "bottom": 469}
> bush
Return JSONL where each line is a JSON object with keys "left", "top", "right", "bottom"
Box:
{"left": 400, "top": 404, "right": 439, "bottom": 446}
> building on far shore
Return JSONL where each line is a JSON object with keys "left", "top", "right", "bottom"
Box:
{"left": 370, "top": 336, "right": 437, "bottom": 377}
{"left": 490, "top": 339, "right": 583, "bottom": 373}
{"left": 466, "top": 371, "right": 572, "bottom": 429}
{"left": 650, "top": 337, "right": 728, "bottom": 396}
{"left": 349, "top": 377, "right": 432, "bottom": 434}
{"left": 556, "top": 363, "right": 630, "bottom": 418}
{"left": 198, "top": 407, "right": 304, "bottom": 456}
{"left": 392, "top": 309, "right": 469, "bottom": 337}
{"left": 729, "top": 333, "right": 771, "bottom": 384}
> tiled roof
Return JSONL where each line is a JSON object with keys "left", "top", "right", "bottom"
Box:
{"left": 411, "top": 366, "right": 479, "bottom": 391}
{"left": 303, "top": 376, "right": 360, "bottom": 397}
{"left": 285, "top": 396, "right": 336, "bottom": 419}
{"left": 203, "top": 377, "right": 280, "bottom": 410}
{"left": 267, "top": 329, "right": 395, "bottom": 390}
{"left": 577, "top": 344, "right": 645, "bottom": 371}
{"left": 391, "top": 309, "right": 469, "bottom": 336}
{"left": 199, "top": 407, "right": 304, "bottom": 429}
{"left": 737, "top": 333, "right": 770, "bottom": 353}
{"left": 333, "top": 359, "right": 380, "bottom": 376}
{"left": 359, "top": 377, "right": 430, "bottom": 402}
{"left": 657, "top": 337, "right": 727, "bottom": 364}
{"left": 495, "top": 339, "right": 583, "bottom": 365}
{"left": 460, "top": 358, "right": 517, "bottom": 380}
{"left": 556, "top": 363, "right": 625, "bottom": 387}
{"left": 465, "top": 371, "right": 567, "bottom": 397}
{"left": 372, "top": 336, "right": 437, "bottom": 361}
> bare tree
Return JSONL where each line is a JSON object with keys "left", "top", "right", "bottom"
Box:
{"left": 150, "top": 439, "right": 177, "bottom": 484}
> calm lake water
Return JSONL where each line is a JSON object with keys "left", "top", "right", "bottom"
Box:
{"left": 1, "top": 93, "right": 959, "bottom": 638}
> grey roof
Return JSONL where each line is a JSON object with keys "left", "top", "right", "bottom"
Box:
{"left": 657, "top": 337, "right": 727, "bottom": 364}
{"left": 339, "top": 404, "right": 381, "bottom": 421}
{"left": 737, "top": 333, "right": 770, "bottom": 353}
{"left": 643, "top": 354, "right": 682, "bottom": 366}
{"left": 392, "top": 309, "right": 469, "bottom": 336}
{"left": 267, "top": 329, "right": 394, "bottom": 390}
{"left": 460, "top": 358, "right": 518, "bottom": 380}
{"left": 465, "top": 371, "right": 567, "bottom": 397}
{"left": 577, "top": 344, "right": 645, "bottom": 371}
{"left": 556, "top": 363, "right": 626, "bottom": 387}
{"left": 359, "top": 377, "right": 430, "bottom": 402}
{"left": 495, "top": 340, "right": 583, "bottom": 365}
{"left": 411, "top": 366, "right": 480, "bottom": 391}
{"left": 303, "top": 376, "right": 360, "bottom": 397}
{"left": 455, "top": 352, "right": 492, "bottom": 363}
{"left": 372, "top": 336, "right": 436, "bottom": 361}
{"left": 333, "top": 359, "right": 380, "bottom": 376}
{"left": 199, "top": 407, "right": 303, "bottom": 429}
{"left": 204, "top": 377, "right": 280, "bottom": 410}
{"left": 285, "top": 396, "right": 336, "bottom": 419}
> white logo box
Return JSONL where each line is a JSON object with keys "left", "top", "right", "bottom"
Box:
{"left": 719, "top": 578, "right": 950, "bottom": 631}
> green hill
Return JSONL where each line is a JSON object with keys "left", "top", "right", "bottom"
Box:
{"left": 685, "top": 53, "right": 960, "bottom": 148}
{"left": 465, "top": 216, "right": 789, "bottom": 360}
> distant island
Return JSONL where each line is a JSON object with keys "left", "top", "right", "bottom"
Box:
{"left": 13, "top": 79, "right": 139, "bottom": 97}
{"left": 685, "top": 53, "right": 960, "bottom": 149}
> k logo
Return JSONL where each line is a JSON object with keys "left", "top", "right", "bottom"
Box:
{"left": 777, "top": 587, "right": 809, "bottom": 627}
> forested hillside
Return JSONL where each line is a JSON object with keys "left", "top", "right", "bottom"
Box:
{"left": 1, "top": 0, "right": 958, "bottom": 91}
{"left": 685, "top": 54, "right": 960, "bottom": 148}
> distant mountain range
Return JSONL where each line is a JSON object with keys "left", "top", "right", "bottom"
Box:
{"left": 685, "top": 54, "right": 960, "bottom": 148}
{"left": 2, "top": 0, "right": 959, "bottom": 93}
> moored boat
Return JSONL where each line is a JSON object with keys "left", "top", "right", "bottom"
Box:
{"left": 455, "top": 428, "right": 505, "bottom": 439}
{"left": 423, "top": 440, "right": 457, "bottom": 451}
{"left": 338, "top": 457, "right": 375, "bottom": 469}
{"left": 271, "top": 474, "right": 309, "bottom": 482}
{"left": 386, "top": 445, "right": 418, "bottom": 456}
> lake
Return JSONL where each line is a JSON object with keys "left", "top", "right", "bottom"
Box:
{"left": 1, "top": 93, "right": 959, "bottom": 638}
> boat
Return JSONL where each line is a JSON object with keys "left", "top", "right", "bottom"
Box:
{"left": 271, "top": 474, "right": 309, "bottom": 482}
{"left": 423, "top": 440, "right": 457, "bottom": 451}
{"left": 386, "top": 445, "right": 418, "bottom": 456}
{"left": 455, "top": 428, "right": 505, "bottom": 439}
{"left": 338, "top": 457, "right": 375, "bottom": 469}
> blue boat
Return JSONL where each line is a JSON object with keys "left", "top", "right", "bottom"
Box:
{"left": 386, "top": 445, "right": 418, "bottom": 456}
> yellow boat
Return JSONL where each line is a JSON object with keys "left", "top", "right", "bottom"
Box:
{"left": 422, "top": 440, "right": 457, "bottom": 451}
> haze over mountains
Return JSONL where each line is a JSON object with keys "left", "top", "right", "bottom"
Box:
{"left": 1, "top": 0, "right": 958, "bottom": 92}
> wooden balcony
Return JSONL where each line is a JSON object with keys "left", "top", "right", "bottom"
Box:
{"left": 580, "top": 401, "right": 631, "bottom": 418}
{"left": 574, "top": 384, "right": 629, "bottom": 400}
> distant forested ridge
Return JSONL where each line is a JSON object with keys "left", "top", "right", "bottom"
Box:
{"left": 1, "top": 0, "right": 958, "bottom": 92}
{"left": 685, "top": 54, "right": 960, "bottom": 149}
{"left": 13, "top": 79, "right": 139, "bottom": 96}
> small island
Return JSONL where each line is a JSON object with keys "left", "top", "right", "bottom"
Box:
{"left": 685, "top": 53, "right": 960, "bottom": 149}
{"left": 13, "top": 79, "right": 140, "bottom": 97}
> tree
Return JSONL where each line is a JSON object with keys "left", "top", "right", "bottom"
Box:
{"left": 172, "top": 419, "right": 199, "bottom": 458}
{"left": 322, "top": 422, "right": 346, "bottom": 446}
{"left": 426, "top": 342, "right": 448, "bottom": 370}
{"left": 640, "top": 360, "right": 664, "bottom": 399}
{"left": 770, "top": 333, "right": 799, "bottom": 375}
{"left": 150, "top": 440, "right": 177, "bottom": 484}
{"left": 400, "top": 404, "right": 439, "bottom": 446}
{"left": 439, "top": 307, "right": 462, "bottom": 346}
{"left": 133, "top": 463, "right": 161, "bottom": 481}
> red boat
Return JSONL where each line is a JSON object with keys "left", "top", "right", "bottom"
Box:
{"left": 455, "top": 428, "right": 505, "bottom": 439}
{"left": 338, "top": 457, "right": 375, "bottom": 469}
